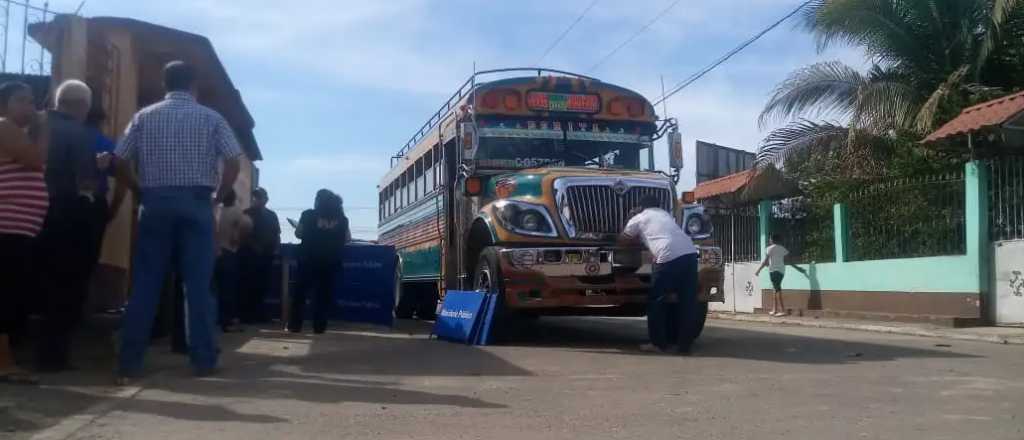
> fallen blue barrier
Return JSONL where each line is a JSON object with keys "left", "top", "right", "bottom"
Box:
{"left": 434, "top": 291, "right": 490, "bottom": 344}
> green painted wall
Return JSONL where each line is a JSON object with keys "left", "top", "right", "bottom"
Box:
{"left": 399, "top": 244, "right": 441, "bottom": 280}
{"left": 759, "top": 161, "right": 989, "bottom": 295}
{"left": 759, "top": 255, "right": 978, "bottom": 293}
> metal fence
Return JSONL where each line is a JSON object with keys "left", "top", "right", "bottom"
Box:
{"left": 771, "top": 197, "right": 835, "bottom": 264}
{"left": 0, "top": 0, "right": 58, "bottom": 75}
{"left": 990, "top": 156, "right": 1024, "bottom": 242}
{"left": 707, "top": 206, "right": 760, "bottom": 263}
{"left": 846, "top": 171, "right": 966, "bottom": 261}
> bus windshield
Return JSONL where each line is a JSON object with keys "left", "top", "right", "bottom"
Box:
{"left": 475, "top": 137, "right": 644, "bottom": 170}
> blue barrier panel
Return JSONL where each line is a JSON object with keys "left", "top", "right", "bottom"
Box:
{"left": 475, "top": 293, "right": 499, "bottom": 345}
{"left": 267, "top": 244, "right": 396, "bottom": 327}
{"left": 434, "top": 291, "right": 487, "bottom": 344}
{"left": 335, "top": 245, "right": 397, "bottom": 327}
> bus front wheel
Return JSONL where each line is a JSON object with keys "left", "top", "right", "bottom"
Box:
{"left": 474, "top": 247, "right": 509, "bottom": 342}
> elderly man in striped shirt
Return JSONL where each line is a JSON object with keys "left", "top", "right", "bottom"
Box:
{"left": 112, "top": 61, "right": 242, "bottom": 381}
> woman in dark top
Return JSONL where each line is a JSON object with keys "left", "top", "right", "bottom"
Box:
{"left": 287, "top": 189, "right": 349, "bottom": 334}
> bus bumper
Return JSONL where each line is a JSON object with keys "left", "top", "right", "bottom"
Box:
{"left": 497, "top": 247, "right": 724, "bottom": 314}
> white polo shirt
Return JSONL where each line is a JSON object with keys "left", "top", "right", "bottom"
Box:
{"left": 623, "top": 208, "right": 698, "bottom": 264}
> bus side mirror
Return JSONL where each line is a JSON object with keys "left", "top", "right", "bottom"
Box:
{"left": 668, "top": 130, "right": 683, "bottom": 170}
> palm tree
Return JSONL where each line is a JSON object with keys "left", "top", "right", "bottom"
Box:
{"left": 756, "top": 0, "right": 1024, "bottom": 171}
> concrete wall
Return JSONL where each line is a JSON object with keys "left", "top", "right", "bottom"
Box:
{"left": 755, "top": 161, "right": 990, "bottom": 323}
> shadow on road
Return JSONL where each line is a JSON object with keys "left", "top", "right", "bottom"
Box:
{"left": 512, "top": 317, "right": 981, "bottom": 365}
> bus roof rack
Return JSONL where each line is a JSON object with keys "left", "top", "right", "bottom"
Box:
{"left": 390, "top": 68, "right": 599, "bottom": 167}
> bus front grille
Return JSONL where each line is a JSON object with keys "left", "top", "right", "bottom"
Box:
{"left": 561, "top": 184, "right": 672, "bottom": 237}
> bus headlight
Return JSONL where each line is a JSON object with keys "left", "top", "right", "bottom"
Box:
{"left": 494, "top": 200, "right": 557, "bottom": 237}
{"left": 685, "top": 215, "right": 703, "bottom": 235}
{"left": 521, "top": 212, "right": 543, "bottom": 231}
{"left": 683, "top": 212, "right": 713, "bottom": 239}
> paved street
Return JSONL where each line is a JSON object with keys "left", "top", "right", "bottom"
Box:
{"left": 3, "top": 318, "right": 1023, "bottom": 440}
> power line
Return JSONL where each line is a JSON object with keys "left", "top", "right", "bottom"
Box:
{"left": 588, "top": 0, "right": 682, "bottom": 73}
{"left": 536, "top": 0, "right": 600, "bottom": 66}
{"left": 654, "top": 0, "right": 813, "bottom": 107}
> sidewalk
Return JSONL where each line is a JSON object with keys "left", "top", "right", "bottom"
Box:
{"left": 709, "top": 312, "right": 1024, "bottom": 345}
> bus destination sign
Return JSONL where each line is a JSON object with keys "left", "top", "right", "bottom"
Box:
{"left": 526, "top": 91, "right": 600, "bottom": 114}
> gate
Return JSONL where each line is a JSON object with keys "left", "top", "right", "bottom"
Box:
{"left": 991, "top": 157, "right": 1024, "bottom": 326}
{"left": 707, "top": 206, "right": 761, "bottom": 313}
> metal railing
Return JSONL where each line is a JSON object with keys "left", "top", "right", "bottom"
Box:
{"left": 771, "top": 197, "right": 835, "bottom": 264}
{"left": 846, "top": 171, "right": 966, "bottom": 261}
{"left": 0, "top": 0, "right": 60, "bottom": 75}
{"left": 390, "top": 67, "right": 599, "bottom": 167}
{"left": 707, "top": 206, "right": 760, "bottom": 263}
{"left": 990, "top": 156, "right": 1024, "bottom": 242}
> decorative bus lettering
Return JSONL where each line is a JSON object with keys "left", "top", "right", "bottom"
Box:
{"left": 526, "top": 91, "right": 600, "bottom": 114}
{"left": 475, "top": 158, "right": 566, "bottom": 169}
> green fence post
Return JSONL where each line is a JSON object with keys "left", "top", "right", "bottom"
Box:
{"left": 758, "top": 200, "right": 772, "bottom": 252}
{"left": 757, "top": 200, "right": 772, "bottom": 297}
{"left": 833, "top": 203, "right": 849, "bottom": 263}
{"left": 964, "top": 160, "right": 991, "bottom": 321}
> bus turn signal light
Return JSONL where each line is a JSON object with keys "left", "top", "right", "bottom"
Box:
{"left": 465, "top": 177, "right": 484, "bottom": 196}
{"left": 682, "top": 191, "right": 696, "bottom": 204}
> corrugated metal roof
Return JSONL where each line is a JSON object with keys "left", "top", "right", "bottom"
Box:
{"left": 925, "top": 90, "right": 1024, "bottom": 143}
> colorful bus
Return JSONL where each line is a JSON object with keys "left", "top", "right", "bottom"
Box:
{"left": 378, "top": 68, "right": 724, "bottom": 338}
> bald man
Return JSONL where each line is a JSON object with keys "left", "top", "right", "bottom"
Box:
{"left": 34, "top": 79, "right": 103, "bottom": 372}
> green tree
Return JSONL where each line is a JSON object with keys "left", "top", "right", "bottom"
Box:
{"left": 756, "top": 0, "right": 1024, "bottom": 173}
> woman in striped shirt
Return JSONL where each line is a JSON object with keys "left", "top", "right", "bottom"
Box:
{"left": 0, "top": 81, "right": 48, "bottom": 385}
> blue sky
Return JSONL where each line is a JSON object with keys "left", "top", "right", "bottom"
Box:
{"left": 55, "top": 0, "right": 861, "bottom": 241}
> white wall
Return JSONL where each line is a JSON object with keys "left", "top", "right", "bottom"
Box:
{"left": 711, "top": 262, "right": 762, "bottom": 313}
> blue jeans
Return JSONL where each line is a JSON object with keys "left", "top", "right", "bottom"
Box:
{"left": 119, "top": 187, "right": 218, "bottom": 375}
{"left": 648, "top": 253, "right": 699, "bottom": 350}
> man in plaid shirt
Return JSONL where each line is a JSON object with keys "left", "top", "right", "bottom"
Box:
{"left": 112, "top": 61, "right": 242, "bottom": 381}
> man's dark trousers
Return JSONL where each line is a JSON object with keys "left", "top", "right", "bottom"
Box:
{"left": 240, "top": 253, "right": 273, "bottom": 324}
{"left": 35, "top": 195, "right": 98, "bottom": 370}
{"left": 647, "top": 253, "right": 699, "bottom": 351}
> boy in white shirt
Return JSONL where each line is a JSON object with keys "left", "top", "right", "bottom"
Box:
{"left": 755, "top": 234, "right": 789, "bottom": 317}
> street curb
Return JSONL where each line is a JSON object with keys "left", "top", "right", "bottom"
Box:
{"left": 709, "top": 313, "right": 1024, "bottom": 346}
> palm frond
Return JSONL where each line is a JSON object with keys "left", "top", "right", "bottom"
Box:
{"left": 914, "top": 65, "right": 970, "bottom": 133}
{"left": 756, "top": 120, "right": 850, "bottom": 168}
{"left": 758, "top": 61, "right": 866, "bottom": 129}
{"left": 976, "top": 0, "right": 1024, "bottom": 79}
{"left": 856, "top": 80, "right": 922, "bottom": 131}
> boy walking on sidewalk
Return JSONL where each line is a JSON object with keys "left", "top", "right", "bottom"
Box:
{"left": 756, "top": 234, "right": 789, "bottom": 317}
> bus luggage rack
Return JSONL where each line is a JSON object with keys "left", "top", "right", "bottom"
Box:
{"left": 390, "top": 68, "right": 599, "bottom": 167}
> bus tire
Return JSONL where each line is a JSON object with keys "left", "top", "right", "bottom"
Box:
{"left": 416, "top": 283, "right": 439, "bottom": 321}
{"left": 394, "top": 265, "right": 415, "bottom": 319}
{"left": 473, "top": 247, "right": 509, "bottom": 343}
{"left": 692, "top": 302, "right": 709, "bottom": 340}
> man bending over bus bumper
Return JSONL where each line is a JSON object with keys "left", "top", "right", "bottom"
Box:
{"left": 620, "top": 195, "right": 700, "bottom": 354}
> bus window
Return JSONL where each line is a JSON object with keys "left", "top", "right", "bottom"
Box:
{"left": 404, "top": 169, "right": 412, "bottom": 207}
{"left": 399, "top": 173, "right": 405, "bottom": 210}
{"left": 421, "top": 149, "right": 430, "bottom": 194}
{"left": 415, "top": 157, "right": 424, "bottom": 201}
{"left": 433, "top": 145, "right": 442, "bottom": 188}
{"left": 640, "top": 144, "right": 654, "bottom": 171}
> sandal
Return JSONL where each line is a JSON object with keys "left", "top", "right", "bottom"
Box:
{"left": 0, "top": 370, "right": 40, "bottom": 385}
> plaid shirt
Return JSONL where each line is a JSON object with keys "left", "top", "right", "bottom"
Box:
{"left": 115, "top": 92, "right": 243, "bottom": 189}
